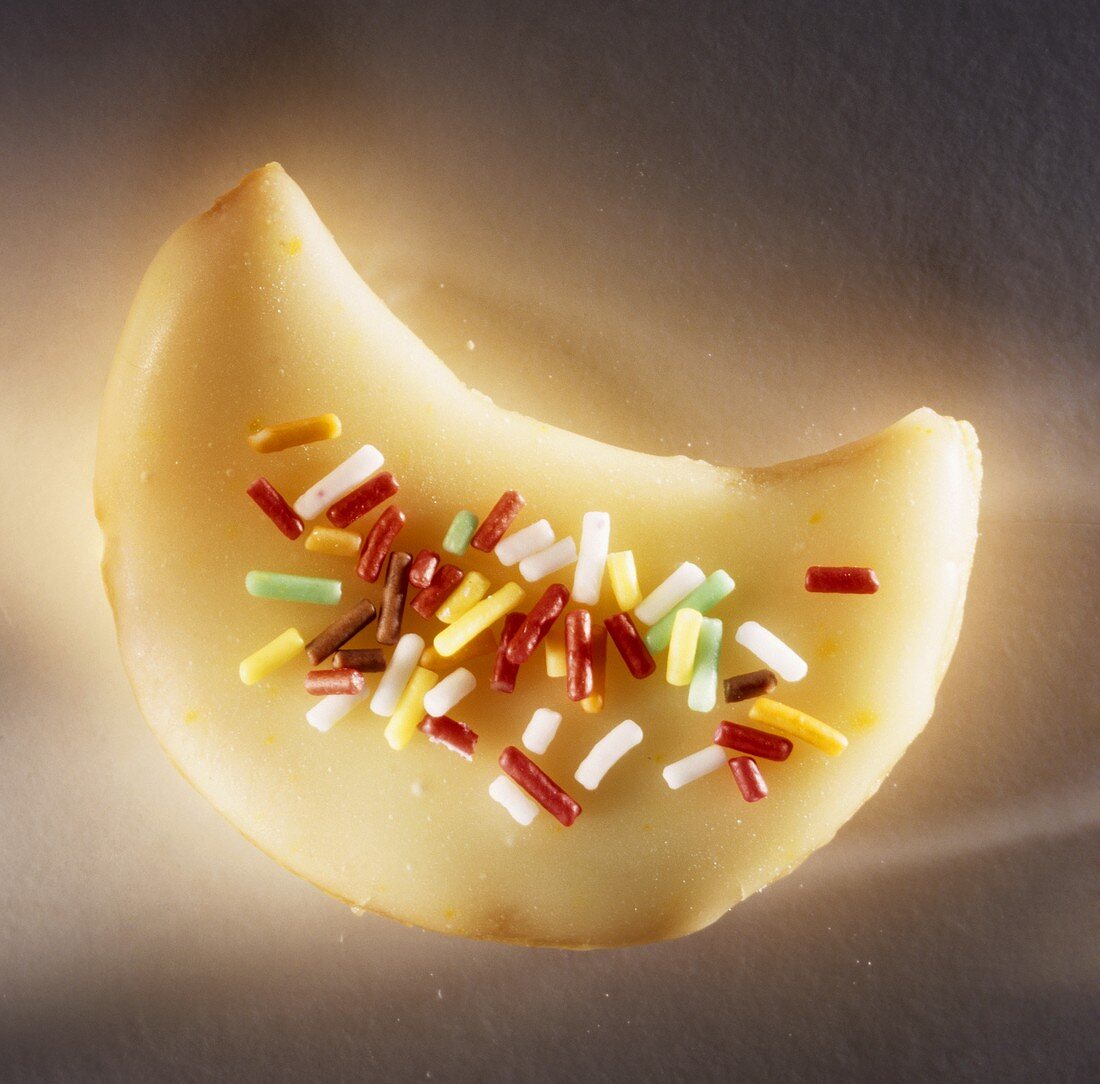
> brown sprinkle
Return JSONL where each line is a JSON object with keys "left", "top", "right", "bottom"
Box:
{"left": 723, "top": 668, "right": 778, "bottom": 703}
{"left": 332, "top": 648, "right": 386, "bottom": 672}
{"left": 305, "top": 598, "right": 377, "bottom": 665}
{"left": 377, "top": 551, "right": 412, "bottom": 645}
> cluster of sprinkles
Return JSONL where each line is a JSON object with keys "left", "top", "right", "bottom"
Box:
{"left": 239, "top": 411, "right": 881, "bottom": 829}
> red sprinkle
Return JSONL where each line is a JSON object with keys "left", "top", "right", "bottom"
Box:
{"left": 491, "top": 612, "right": 527, "bottom": 693}
{"left": 587, "top": 625, "right": 607, "bottom": 706}
{"left": 499, "top": 746, "right": 582, "bottom": 827}
{"left": 564, "top": 610, "right": 594, "bottom": 702}
{"left": 304, "top": 667, "right": 366, "bottom": 696}
{"left": 713, "top": 721, "right": 793, "bottom": 762}
{"left": 411, "top": 564, "right": 464, "bottom": 618}
{"left": 470, "top": 490, "right": 526, "bottom": 552}
{"left": 805, "top": 566, "right": 880, "bottom": 594}
{"left": 418, "top": 714, "right": 478, "bottom": 760}
{"left": 603, "top": 611, "right": 656, "bottom": 679}
{"left": 356, "top": 505, "right": 406, "bottom": 582}
{"left": 729, "top": 756, "right": 768, "bottom": 802}
{"left": 246, "top": 478, "right": 304, "bottom": 540}
{"left": 409, "top": 549, "right": 440, "bottom": 590}
{"left": 326, "top": 471, "right": 399, "bottom": 528}
{"left": 504, "top": 583, "right": 569, "bottom": 665}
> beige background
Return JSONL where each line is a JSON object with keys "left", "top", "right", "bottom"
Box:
{"left": 1, "top": 1, "right": 1096, "bottom": 1080}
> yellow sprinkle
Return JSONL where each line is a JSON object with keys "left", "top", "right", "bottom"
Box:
{"left": 239, "top": 628, "right": 304, "bottom": 685}
{"left": 749, "top": 697, "right": 848, "bottom": 756}
{"left": 666, "top": 607, "right": 703, "bottom": 686}
{"left": 247, "top": 413, "right": 341, "bottom": 453}
{"left": 384, "top": 667, "right": 439, "bottom": 750}
{"left": 580, "top": 693, "right": 605, "bottom": 714}
{"left": 433, "top": 583, "right": 525, "bottom": 659}
{"left": 808, "top": 510, "right": 824, "bottom": 524}
{"left": 183, "top": 709, "right": 200, "bottom": 724}
{"left": 281, "top": 236, "right": 302, "bottom": 255}
{"left": 436, "top": 571, "right": 491, "bottom": 623}
{"left": 420, "top": 629, "right": 498, "bottom": 670}
{"left": 305, "top": 526, "right": 362, "bottom": 558}
{"left": 606, "top": 551, "right": 642, "bottom": 611}
{"left": 544, "top": 622, "right": 567, "bottom": 677}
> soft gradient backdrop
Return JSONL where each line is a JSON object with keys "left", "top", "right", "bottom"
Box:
{"left": 1, "top": 1, "right": 1096, "bottom": 1080}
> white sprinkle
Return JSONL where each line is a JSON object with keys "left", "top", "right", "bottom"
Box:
{"left": 572, "top": 511, "right": 611, "bottom": 604}
{"left": 522, "top": 708, "right": 563, "bottom": 755}
{"left": 293, "top": 444, "right": 384, "bottom": 520}
{"left": 634, "top": 562, "right": 706, "bottom": 625}
{"left": 370, "top": 633, "right": 424, "bottom": 717}
{"left": 495, "top": 519, "right": 555, "bottom": 566}
{"left": 734, "top": 621, "right": 808, "bottom": 681}
{"left": 466, "top": 340, "right": 476, "bottom": 350}
{"left": 422, "top": 667, "right": 476, "bottom": 717}
{"left": 575, "top": 720, "right": 643, "bottom": 790}
{"left": 662, "top": 745, "right": 728, "bottom": 789}
{"left": 410, "top": 779, "right": 424, "bottom": 797}
{"left": 489, "top": 775, "right": 538, "bottom": 825}
{"left": 306, "top": 688, "right": 370, "bottom": 732}
{"left": 519, "top": 536, "right": 577, "bottom": 582}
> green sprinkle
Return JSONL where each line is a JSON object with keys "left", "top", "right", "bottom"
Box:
{"left": 442, "top": 509, "right": 479, "bottom": 555}
{"left": 688, "top": 617, "right": 723, "bottom": 712}
{"left": 245, "top": 570, "right": 342, "bottom": 606}
{"left": 645, "top": 570, "right": 734, "bottom": 653}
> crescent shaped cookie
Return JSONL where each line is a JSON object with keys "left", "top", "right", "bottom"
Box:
{"left": 95, "top": 165, "right": 981, "bottom": 947}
